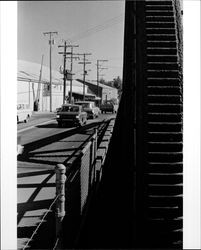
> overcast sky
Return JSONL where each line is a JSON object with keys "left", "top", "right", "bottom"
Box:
{"left": 18, "top": 1, "right": 125, "bottom": 82}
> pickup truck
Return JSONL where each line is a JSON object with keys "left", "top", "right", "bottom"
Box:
{"left": 100, "top": 101, "right": 118, "bottom": 114}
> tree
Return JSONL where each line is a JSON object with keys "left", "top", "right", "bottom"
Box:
{"left": 99, "top": 78, "right": 107, "bottom": 85}
{"left": 113, "top": 76, "right": 122, "bottom": 89}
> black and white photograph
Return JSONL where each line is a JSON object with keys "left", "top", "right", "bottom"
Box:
{"left": 0, "top": 0, "right": 200, "bottom": 249}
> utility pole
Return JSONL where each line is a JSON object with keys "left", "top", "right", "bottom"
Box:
{"left": 58, "top": 43, "right": 79, "bottom": 104}
{"left": 43, "top": 31, "right": 58, "bottom": 112}
{"left": 97, "top": 59, "right": 108, "bottom": 105}
{"left": 58, "top": 41, "right": 67, "bottom": 104}
{"left": 78, "top": 53, "right": 91, "bottom": 101}
{"left": 69, "top": 45, "right": 79, "bottom": 103}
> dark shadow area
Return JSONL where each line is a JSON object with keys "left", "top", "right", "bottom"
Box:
{"left": 19, "top": 209, "right": 57, "bottom": 250}
{"left": 59, "top": 172, "right": 82, "bottom": 249}
{"left": 18, "top": 226, "right": 36, "bottom": 238}
{"left": 18, "top": 199, "right": 54, "bottom": 213}
{"left": 18, "top": 157, "right": 64, "bottom": 166}
{"left": 18, "top": 169, "right": 53, "bottom": 178}
{"left": 17, "top": 183, "right": 55, "bottom": 188}
{"left": 36, "top": 123, "right": 76, "bottom": 129}
{"left": 73, "top": 111, "right": 136, "bottom": 249}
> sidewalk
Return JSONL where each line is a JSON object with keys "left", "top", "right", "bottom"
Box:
{"left": 17, "top": 165, "right": 56, "bottom": 249}
{"left": 17, "top": 111, "right": 56, "bottom": 133}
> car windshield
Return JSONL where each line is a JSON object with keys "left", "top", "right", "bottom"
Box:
{"left": 61, "top": 106, "right": 79, "bottom": 112}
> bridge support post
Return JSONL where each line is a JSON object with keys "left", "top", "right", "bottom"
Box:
{"left": 55, "top": 164, "right": 66, "bottom": 240}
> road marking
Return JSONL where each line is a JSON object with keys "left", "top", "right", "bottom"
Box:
{"left": 18, "top": 119, "right": 55, "bottom": 133}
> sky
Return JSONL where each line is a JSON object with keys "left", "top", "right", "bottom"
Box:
{"left": 17, "top": 1, "right": 125, "bottom": 82}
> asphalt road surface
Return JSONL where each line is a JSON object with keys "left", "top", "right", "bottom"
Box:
{"left": 17, "top": 112, "right": 115, "bottom": 146}
{"left": 17, "top": 111, "right": 116, "bottom": 172}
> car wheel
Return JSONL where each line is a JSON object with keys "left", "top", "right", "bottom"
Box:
{"left": 58, "top": 121, "right": 62, "bottom": 127}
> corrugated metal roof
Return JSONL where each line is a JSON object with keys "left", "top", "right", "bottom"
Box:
{"left": 18, "top": 60, "right": 62, "bottom": 84}
{"left": 76, "top": 78, "right": 118, "bottom": 90}
{"left": 17, "top": 60, "right": 85, "bottom": 88}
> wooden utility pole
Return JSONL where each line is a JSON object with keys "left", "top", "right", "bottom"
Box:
{"left": 78, "top": 53, "right": 91, "bottom": 101}
{"left": 58, "top": 43, "right": 79, "bottom": 104}
{"left": 58, "top": 41, "right": 67, "bottom": 104}
{"left": 69, "top": 45, "right": 79, "bottom": 103}
{"left": 97, "top": 59, "right": 108, "bottom": 105}
{"left": 43, "top": 31, "right": 58, "bottom": 112}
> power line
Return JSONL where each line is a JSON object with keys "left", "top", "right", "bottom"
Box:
{"left": 70, "top": 15, "right": 122, "bottom": 40}
{"left": 69, "top": 14, "right": 124, "bottom": 42}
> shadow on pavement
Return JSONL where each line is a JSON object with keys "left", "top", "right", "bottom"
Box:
{"left": 17, "top": 171, "right": 55, "bottom": 224}
{"left": 17, "top": 169, "right": 53, "bottom": 178}
{"left": 36, "top": 123, "right": 62, "bottom": 128}
{"left": 18, "top": 121, "right": 103, "bottom": 166}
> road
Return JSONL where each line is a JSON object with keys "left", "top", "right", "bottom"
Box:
{"left": 17, "top": 111, "right": 116, "bottom": 249}
{"left": 17, "top": 112, "right": 115, "bottom": 145}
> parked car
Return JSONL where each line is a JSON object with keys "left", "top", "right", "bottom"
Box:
{"left": 17, "top": 104, "right": 32, "bottom": 123}
{"left": 56, "top": 104, "right": 87, "bottom": 127}
{"left": 100, "top": 101, "right": 118, "bottom": 114}
{"left": 75, "top": 101, "right": 100, "bottom": 119}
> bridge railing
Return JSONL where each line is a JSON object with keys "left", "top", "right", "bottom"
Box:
{"left": 53, "top": 118, "right": 115, "bottom": 249}
{"left": 21, "top": 118, "right": 115, "bottom": 250}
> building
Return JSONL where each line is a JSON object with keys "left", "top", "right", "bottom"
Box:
{"left": 76, "top": 79, "right": 118, "bottom": 104}
{"left": 17, "top": 60, "right": 94, "bottom": 111}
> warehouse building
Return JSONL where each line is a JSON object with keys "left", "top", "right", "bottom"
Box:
{"left": 76, "top": 79, "right": 118, "bottom": 104}
{"left": 17, "top": 60, "right": 95, "bottom": 111}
